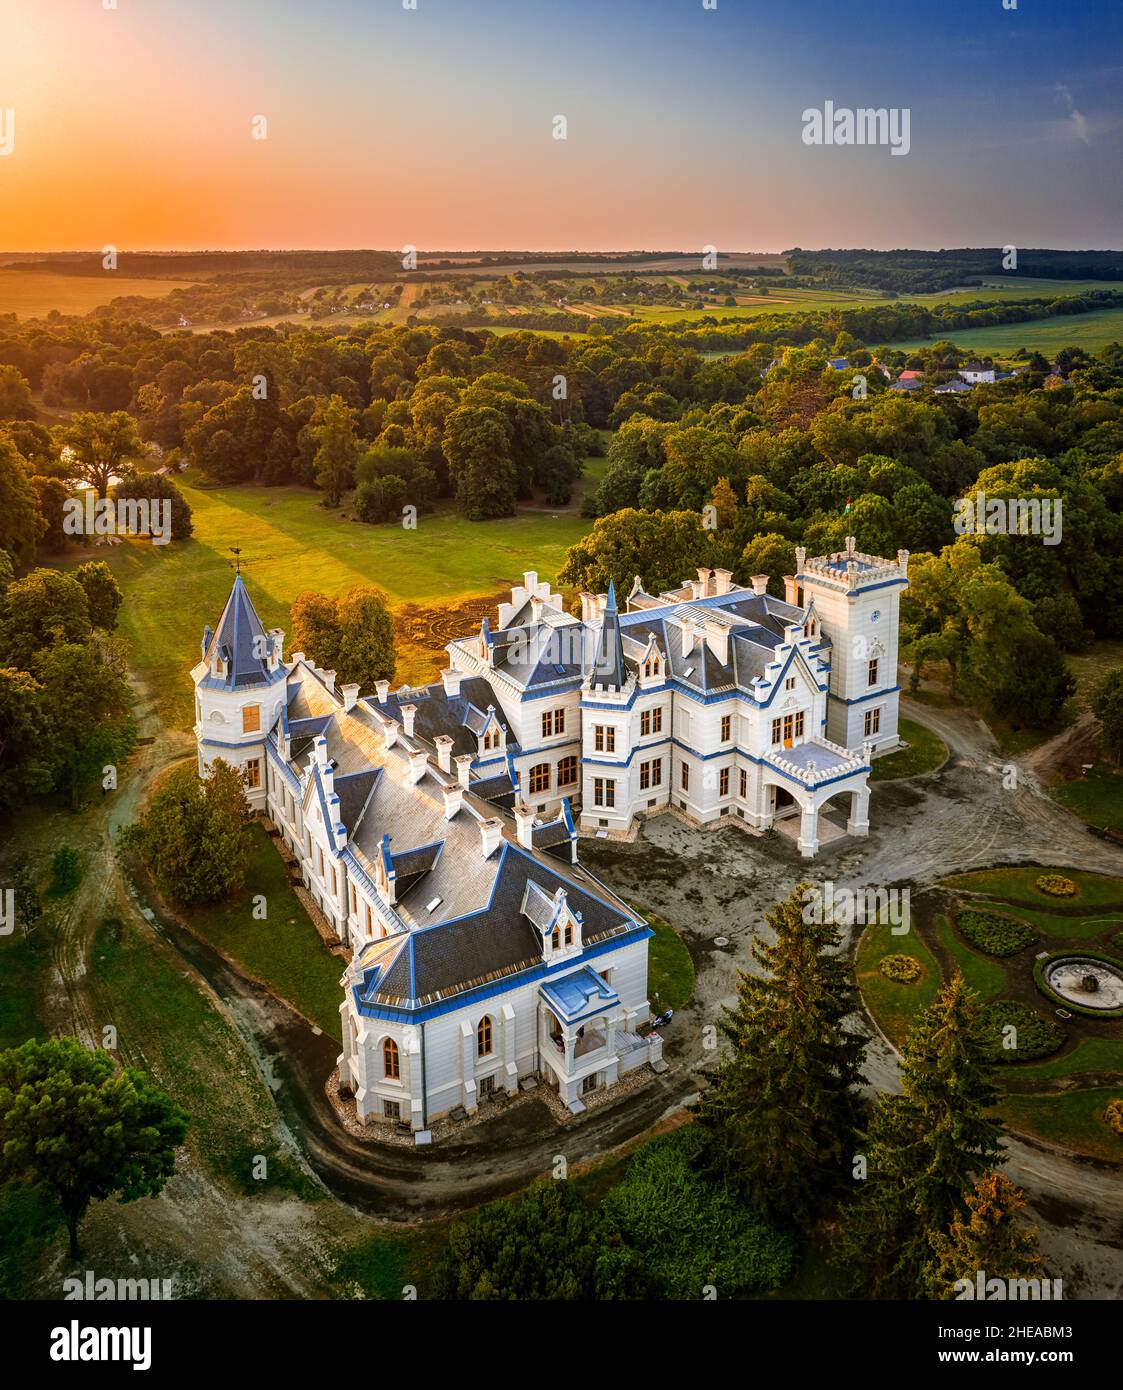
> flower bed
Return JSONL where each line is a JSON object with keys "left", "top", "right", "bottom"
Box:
{"left": 979, "top": 1000, "right": 1065, "bottom": 1064}
{"left": 1105, "top": 1099, "right": 1123, "bottom": 1137}
{"left": 879, "top": 953, "right": 922, "bottom": 983}
{"left": 1036, "top": 874, "right": 1076, "bottom": 898}
{"left": 956, "top": 909, "right": 1036, "bottom": 957}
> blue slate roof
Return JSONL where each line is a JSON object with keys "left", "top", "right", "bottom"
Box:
{"left": 201, "top": 576, "right": 281, "bottom": 690}
{"left": 540, "top": 965, "right": 619, "bottom": 1024}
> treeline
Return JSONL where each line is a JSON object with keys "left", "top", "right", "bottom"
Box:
{"left": 789, "top": 247, "right": 1123, "bottom": 293}
{"left": 565, "top": 340, "right": 1123, "bottom": 731}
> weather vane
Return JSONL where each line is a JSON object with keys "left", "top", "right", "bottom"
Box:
{"left": 229, "top": 546, "right": 243, "bottom": 574}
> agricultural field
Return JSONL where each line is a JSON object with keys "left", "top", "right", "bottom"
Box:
{"left": 0, "top": 269, "right": 199, "bottom": 319}
{"left": 61, "top": 475, "right": 593, "bottom": 729}
{"left": 880, "top": 303, "right": 1123, "bottom": 356}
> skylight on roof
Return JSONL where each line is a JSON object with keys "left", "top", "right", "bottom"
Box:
{"left": 683, "top": 665, "right": 695, "bottom": 678}
{"left": 426, "top": 896, "right": 443, "bottom": 912}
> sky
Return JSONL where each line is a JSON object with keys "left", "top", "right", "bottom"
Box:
{"left": 0, "top": 0, "right": 1120, "bottom": 253}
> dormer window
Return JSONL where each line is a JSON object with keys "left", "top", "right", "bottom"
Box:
{"left": 644, "top": 654, "right": 660, "bottom": 678}
{"left": 483, "top": 726, "right": 500, "bottom": 751}
{"left": 551, "top": 926, "right": 560, "bottom": 950}
{"left": 807, "top": 620, "right": 817, "bottom": 637}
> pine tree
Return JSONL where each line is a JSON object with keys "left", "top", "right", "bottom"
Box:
{"left": 697, "top": 882, "right": 866, "bottom": 1225}
{"left": 834, "top": 974, "right": 1006, "bottom": 1298}
{"left": 925, "top": 1171, "right": 1043, "bottom": 1299}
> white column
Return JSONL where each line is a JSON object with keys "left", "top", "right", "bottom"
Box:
{"left": 797, "top": 802, "right": 819, "bottom": 858}
{"left": 502, "top": 1003, "right": 518, "bottom": 1094}
{"left": 847, "top": 785, "right": 870, "bottom": 836}
{"left": 460, "top": 1019, "right": 477, "bottom": 1113}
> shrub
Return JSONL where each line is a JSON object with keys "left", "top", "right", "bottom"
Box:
{"left": 48, "top": 845, "right": 81, "bottom": 897}
{"left": 880, "top": 953, "right": 921, "bottom": 983}
{"left": 602, "top": 1126, "right": 795, "bottom": 1298}
{"left": 1105, "top": 1099, "right": 1123, "bottom": 1137}
{"left": 979, "top": 1001, "right": 1065, "bottom": 1064}
{"left": 1036, "top": 874, "right": 1076, "bottom": 898}
{"left": 957, "top": 909, "right": 1036, "bottom": 956}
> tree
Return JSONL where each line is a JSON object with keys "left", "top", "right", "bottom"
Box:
{"left": 738, "top": 532, "right": 797, "bottom": 595}
{"left": 290, "top": 586, "right": 395, "bottom": 690}
{"left": 0, "top": 1037, "right": 187, "bottom": 1259}
{"left": 122, "top": 760, "right": 250, "bottom": 905}
{"left": 435, "top": 1180, "right": 648, "bottom": 1300}
{"left": 0, "top": 568, "right": 90, "bottom": 668}
{"left": 558, "top": 508, "right": 716, "bottom": 598}
{"left": 31, "top": 475, "right": 71, "bottom": 551}
{"left": 0, "top": 436, "right": 47, "bottom": 567}
{"left": 8, "top": 855, "right": 43, "bottom": 943}
{"left": 313, "top": 394, "right": 359, "bottom": 507}
{"left": 1091, "top": 668, "right": 1123, "bottom": 766}
{"left": 58, "top": 412, "right": 146, "bottom": 499}
{"left": 0, "top": 668, "right": 50, "bottom": 809}
{"left": 34, "top": 635, "right": 136, "bottom": 808}
{"left": 708, "top": 476, "right": 740, "bottom": 531}
{"left": 0, "top": 363, "right": 35, "bottom": 421}
{"left": 442, "top": 403, "right": 518, "bottom": 519}
{"left": 74, "top": 560, "right": 123, "bottom": 632}
{"left": 698, "top": 883, "right": 866, "bottom": 1225}
{"left": 925, "top": 1171, "right": 1044, "bottom": 1299}
{"left": 834, "top": 975, "right": 1005, "bottom": 1298}
{"left": 111, "top": 474, "right": 193, "bottom": 540}
{"left": 989, "top": 629, "right": 1075, "bottom": 731}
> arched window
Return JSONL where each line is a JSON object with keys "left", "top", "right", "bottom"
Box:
{"left": 477, "top": 1015, "right": 493, "bottom": 1058}
{"left": 383, "top": 1036, "right": 400, "bottom": 1080}
{"left": 528, "top": 763, "right": 550, "bottom": 795}
{"left": 551, "top": 927, "right": 560, "bottom": 950}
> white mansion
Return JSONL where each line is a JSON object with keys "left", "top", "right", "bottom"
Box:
{"left": 191, "top": 539, "right": 906, "bottom": 1130}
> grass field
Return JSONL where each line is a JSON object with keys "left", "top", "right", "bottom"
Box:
{"left": 869, "top": 717, "right": 947, "bottom": 781}
{"left": 0, "top": 270, "right": 198, "bottom": 320}
{"left": 879, "top": 304, "right": 1123, "bottom": 356}
{"left": 182, "top": 824, "right": 344, "bottom": 1040}
{"left": 61, "top": 476, "right": 592, "bottom": 728}
{"left": 854, "top": 917, "right": 940, "bottom": 1047}
{"left": 1053, "top": 764, "right": 1123, "bottom": 832}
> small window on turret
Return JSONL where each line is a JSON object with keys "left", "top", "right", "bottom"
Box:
{"left": 243, "top": 704, "right": 261, "bottom": 734}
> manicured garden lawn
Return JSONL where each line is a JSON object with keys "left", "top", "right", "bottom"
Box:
{"left": 945, "top": 867, "right": 1123, "bottom": 910}
{"left": 932, "top": 915, "right": 1006, "bottom": 1000}
{"left": 182, "top": 824, "right": 344, "bottom": 1040}
{"left": 66, "top": 475, "right": 592, "bottom": 728}
{"left": 639, "top": 906, "right": 696, "bottom": 1014}
{"left": 1052, "top": 764, "right": 1123, "bottom": 833}
{"left": 869, "top": 717, "right": 947, "bottom": 782}
{"left": 998, "top": 1090, "right": 1123, "bottom": 1163}
{"left": 855, "top": 918, "right": 940, "bottom": 1047}
{"left": 1008, "top": 1037, "right": 1123, "bottom": 1083}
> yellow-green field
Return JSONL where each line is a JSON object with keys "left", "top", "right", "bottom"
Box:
{"left": 60, "top": 475, "right": 592, "bottom": 728}
{"left": 0, "top": 270, "right": 199, "bottom": 320}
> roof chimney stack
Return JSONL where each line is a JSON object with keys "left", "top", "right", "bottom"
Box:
{"left": 479, "top": 817, "right": 504, "bottom": 859}
{"left": 440, "top": 668, "right": 462, "bottom": 697}
{"left": 455, "top": 754, "right": 473, "bottom": 789}
{"left": 341, "top": 682, "right": 360, "bottom": 712}
{"left": 434, "top": 735, "right": 454, "bottom": 773}
{"left": 514, "top": 802, "right": 535, "bottom": 849}
{"left": 750, "top": 574, "right": 769, "bottom": 596}
{"left": 442, "top": 783, "right": 463, "bottom": 819}
{"left": 400, "top": 704, "right": 417, "bottom": 738}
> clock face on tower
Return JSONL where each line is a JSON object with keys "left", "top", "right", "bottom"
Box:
{"left": 870, "top": 610, "right": 881, "bottom": 623}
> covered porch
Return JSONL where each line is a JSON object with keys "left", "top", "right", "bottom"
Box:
{"left": 538, "top": 966, "right": 623, "bottom": 1112}
{"left": 762, "top": 738, "right": 872, "bottom": 858}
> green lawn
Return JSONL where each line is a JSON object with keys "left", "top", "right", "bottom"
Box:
{"left": 932, "top": 915, "right": 1007, "bottom": 1000}
{"left": 855, "top": 918, "right": 941, "bottom": 1047}
{"left": 64, "top": 476, "right": 592, "bottom": 728}
{"left": 998, "top": 1089, "right": 1123, "bottom": 1163}
{"left": 1052, "top": 764, "right": 1123, "bottom": 832}
{"left": 880, "top": 304, "right": 1123, "bottom": 356}
{"left": 869, "top": 717, "right": 947, "bottom": 782}
{"left": 1007, "top": 1037, "right": 1123, "bottom": 1083}
{"left": 945, "top": 867, "right": 1123, "bottom": 910}
{"left": 182, "top": 824, "right": 344, "bottom": 1040}
{"left": 638, "top": 906, "right": 696, "bottom": 1014}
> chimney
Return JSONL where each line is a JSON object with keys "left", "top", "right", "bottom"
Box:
{"left": 689, "top": 580, "right": 704, "bottom": 600}
{"left": 407, "top": 747, "right": 428, "bottom": 785}
{"left": 795, "top": 545, "right": 807, "bottom": 573}
{"left": 523, "top": 570, "right": 539, "bottom": 595}
{"left": 479, "top": 817, "right": 504, "bottom": 859}
{"left": 455, "top": 754, "right": 473, "bottom": 788}
{"left": 750, "top": 574, "right": 769, "bottom": 596}
{"left": 784, "top": 623, "right": 802, "bottom": 646}
{"left": 696, "top": 566, "right": 712, "bottom": 597}
{"left": 530, "top": 596, "right": 543, "bottom": 624}
{"left": 434, "top": 735, "right": 454, "bottom": 773}
{"left": 400, "top": 704, "right": 417, "bottom": 738}
{"left": 713, "top": 568, "right": 733, "bottom": 596}
{"left": 703, "top": 618, "right": 729, "bottom": 666}
{"left": 374, "top": 680, "right": 390, "bottom": 703}
{"left": 442, "top": 783, "right": 463, "bottom": 819}
{"left": 514, "top": 801, "right": 535, "bottom": 849}
{"left": 897, "top": 548, "right": 910, "bottom": 577}
{"left": 341, "top": 682, "right": 360, "bottom": 712}
{"left": 383, "top": 718, "right": 400, "bottom": 749}
{"left": 579, "top": 592, "right": 597, "bottom": 623}
{"left": 440, "top": 668, "right": 462, "bottom": 697}
{"left": 783, "top": 575, "right": 799, "bottom": 606}
{"left": 322, "top": 669, "right": 336, "bottom": 694}
{"left": 313, "top": 736, "right": 329, "bottom": 768}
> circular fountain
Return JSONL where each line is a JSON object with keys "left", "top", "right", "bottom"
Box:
{"left": 1041, "top": 956, "right": 1123, "bottom": 1012}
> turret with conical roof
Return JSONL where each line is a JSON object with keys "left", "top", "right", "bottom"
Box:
{"left": 590, "top": 579, "right": 626, "bottom": 691}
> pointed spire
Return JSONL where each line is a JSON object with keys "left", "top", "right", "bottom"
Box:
{"left": 592, "top": 581, "right": 626, "bottom": 690}
{"left": 202, "top": 572, "right": 274, "bottom": 689}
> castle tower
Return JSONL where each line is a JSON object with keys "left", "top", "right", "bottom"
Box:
{"left": 191, "top": 574, "right": 289, "bottom": 808}
{"left": 785, "top": 538, "right": 909, "bottom": 754}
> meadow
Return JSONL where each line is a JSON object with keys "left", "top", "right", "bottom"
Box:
{"left": 879, "top": 304, "right": 1123, "bottom": 356}
{"left": 0, "top": 269, "right": 198, "bottom": 320}
{"left": 64, "top": 475, "right": 593, "bottom": 728}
